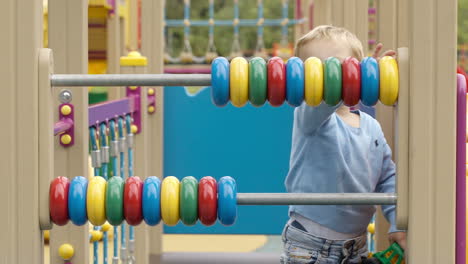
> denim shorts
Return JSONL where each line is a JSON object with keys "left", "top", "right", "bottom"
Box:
{"left": 280, "top": 220, "right": 368, "bottom": 264}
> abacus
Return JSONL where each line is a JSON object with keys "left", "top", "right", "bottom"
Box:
{"left": 52, "top": 55, "right": 399, "bottom": 108}
{"left": 49, "top": 175, "right": 396, "bottom": 228}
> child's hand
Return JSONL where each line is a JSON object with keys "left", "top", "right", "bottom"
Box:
{"left": 372, "top": 43, "right": 396, "bottom": 60}
{"left": 388, "top": 231, "right": 407, "bottom": 251}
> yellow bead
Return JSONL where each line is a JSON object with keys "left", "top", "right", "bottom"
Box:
{"left": 161, "top": 176, "right": 180, "bottom": 226}
{"left": 367, "top": 223, "right": 375, "bottom": 234}
{"left": 129, "top": 86, "right": 138, "bottom": 90}
{"left": 148, "top": 106, "right": 155, "bottom": 113}
{"left": 89, "top": 230, "right": 103, "bottom": 242}
{"left": 60, "top": 105, "right": 72, "bottom": 116}
{"left": 131, "top": 124, "right": 138, "bottom": 134}
{"left": 304, "top": 57, "right": 324, "bottom": 107}
{"left": 230, "top": 57, "right": 249, "bottom": 107}
{"left": 60, "top": 134, "right": 72, "bottom": 145}
{"left": 44, "top": 230, "right": 50, "bottom": 242}
{"left": 379, "top": 56, "right": 399, "bottom": 106}
{"left": 101, "top": 222, "right": 111, "bottom": 232}
{"left": 148, "top": 88, "right": 155, "bottom": 96}
{"left": 58, "top": 243, "right": 74, "bottom": 260}
{"left": 87, "top": 176, "right": 107, "bottom": 226}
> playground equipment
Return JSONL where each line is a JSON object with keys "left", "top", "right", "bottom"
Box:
{"left": 0, "top": 1, "right": 463, "bottom": 264}
{"left": 163, "top": 0, "right": 302, "bottom": 65}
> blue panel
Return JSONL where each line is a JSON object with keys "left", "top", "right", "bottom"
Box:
{"left": 163, "top": 86, "right": 292, "bottom": 234}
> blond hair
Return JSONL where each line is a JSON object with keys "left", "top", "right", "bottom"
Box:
{"left": 294, "top": 25, "right": 364, "bottom": 60}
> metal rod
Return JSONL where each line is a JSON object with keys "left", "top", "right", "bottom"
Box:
{"left": 51, "top": 74, "right": 212, "bottom": 87}
{"left": 236, "top": 193, "right": 397, "bottom": 205}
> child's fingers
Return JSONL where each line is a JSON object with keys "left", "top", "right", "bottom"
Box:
{"left": 372, "top": 43, "right": 383, "bottom": 58}
{"left": 382, "top": 50, "right": 396, "bottom": 57}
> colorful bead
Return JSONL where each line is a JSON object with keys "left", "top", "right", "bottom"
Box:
{"left": 87, "top": 176, "right": 107, "bottom": 226}
{"left": 58, "top": 243, "right": 74, "bottom": 260}
{"left": 230, "top": 57, "right": 249, "bottom": 107}
{"left": 142, "top": 176, "right": 161, "bottom": 226}
{"left": 180, "top": 176, "right": 198, "bottom": 226}
{"left": 379, "top": 56, "right": 399, "bottom": 106}
{"left": 361, "top": 57, "right": 380, "bottom": 106}
{"left": 68, "top": 176, "right": 88, "bottom": 226}
{"left": 211, "top": 57, "right": 230, "bottom": 107}
{"left": 161, "top": 176, "right": 180, "bottom": 226}
{"left": 342, "top": 57, "right": 361, "bottom": 106}
{"left": 286, "top": 57, "right": 305, "bottom": 107}
{"left": 198, "top": 176, "right": 218, "bottom": 226}
{"left": 106, "top": 176, "right": 124, "bottom": 226}
{"left": 304, "top": 57, "right": 324, "bottom": 107}
{"left": 50, "top": 176, "right": 70, "bottom": 226}
{"left": 324, "top": 57, "right": 342, "bottom": 106}
{"left": 249, "top": 57, "right": 268, "bottom": 107}
{"left": 124, "top": 176, "right": 143, "bottom": 226}
{"left": 217, "top": 176, "right": 237, "bottom": 226}
{"left": 267, "top": 57, "right": 286, "bottom": 107}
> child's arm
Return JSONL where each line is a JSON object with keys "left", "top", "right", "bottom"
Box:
{"left": 295, "top": 102, "right": 341, "bottom": 134}
{"left": 374, "top": 137, "right": 403, "bottom": 233}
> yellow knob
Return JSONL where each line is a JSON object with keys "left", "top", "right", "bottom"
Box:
{"left": 44, "top": 230, "right": 50, "bottom": 242}
{"left": 60, "top": 105, "right": 72, "bottom": 116}
{"left": 367, "top": 223, "right": 375, "bottom": 234}
{"left": 148, "top": 106, "right": 155, "bottom": 113}
{"left": 58, "top": 243, "right": 74, "bottom": 260}
{"left": 101, "top": 222, "right": 112, "bottom": 232}
{"left": 131, "top": 124, "right": 138, "bottom": 134}
{"left": 148, "top": 88, "right": 155, "bottom": 96}
{"left": 90, "top": 230, "right": 103, "bottom": 242}
{"left": 61, "top": 134, "right": 72, "bottom": 145}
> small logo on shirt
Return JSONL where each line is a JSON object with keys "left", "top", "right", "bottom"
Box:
{"left": 375, "top": 140, "right": 379, "bottom": 147}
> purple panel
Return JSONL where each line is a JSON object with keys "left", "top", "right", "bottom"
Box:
{"left": 456, "top": 73, "right": 466, "bottom": 264}
{"left": 88, "top": 98, "right": 132, "bottom": 127}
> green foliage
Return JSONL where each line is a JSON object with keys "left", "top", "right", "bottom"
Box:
{"left": 165, "top": 0, "right": 295, "bottom": 57}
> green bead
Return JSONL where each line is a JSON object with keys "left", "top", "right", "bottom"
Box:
{"left": 180, "top": 176, "right": 198, "bottom": 226}
{"left": 249, "top": 57, "right": 267, "bottom": 107}
{"left": 324, "top": 57, "right": 342, "bottom": 106}
{"left": 106, "top": 176, "right": 124, "bottom": 226}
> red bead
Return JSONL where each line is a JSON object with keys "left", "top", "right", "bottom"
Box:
{"left": 198, "top": 176, "right": 217, "bottom": 226}
{"left": 49, "top": 176, "right": 70, "bottom": 226}
{"left": 342, "top": 57, "right": 361, "bottom": 106}
{"left": 267, "top": 57, "right": 286, "bottom": 106}
{"left": 124, "top": 176, "right": 143, "bottom": 226}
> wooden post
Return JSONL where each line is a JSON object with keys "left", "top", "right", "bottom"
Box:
{"left": 141, "top": 0, "right": 165, "bottom": 262}
{"left": 406, "top": 0, "right": 457, "bottom": 261}
{"left": 107, "top": 3, "right": 122, "bottom": 100}
{"left": 0, "top": 0, "right": 43, "bottom": 262}
{"left": 129, "top": 0, "right": 139, "bottom": 51}
{"left": 48, "top": 0, "right": 89, "bottom": 263}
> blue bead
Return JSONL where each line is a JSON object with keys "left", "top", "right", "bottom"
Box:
{"left": 361, "top": 57, "right": 379, "bottom": 106}
{"left": 142, "top": 176, "right": 161, "bottom": 226}
{"left": 217, "top": 176, "right": 237, "bottom": 226}
{"left": 286, "top": 57, "right": 305, "bottom": 107}
{"left": 211, "top": 57, "right": 230, "bottom": 107}
{"left": 68, "top": 176, "right": 88, "bottom": 226}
